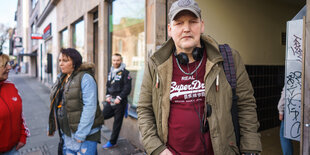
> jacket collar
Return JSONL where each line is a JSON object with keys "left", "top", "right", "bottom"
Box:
{"left": 74, "top": 62, "right": 95, "bottom": 77}
{"left": 151, "top": 34, "right": 223, "bottom": 66}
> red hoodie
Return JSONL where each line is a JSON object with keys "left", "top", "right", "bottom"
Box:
{"left": 0, "top": 80, "right": 30, "bottom": 152}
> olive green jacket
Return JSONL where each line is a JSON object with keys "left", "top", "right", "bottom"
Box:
{"left": 137, "top": 35, "right": 262, "bottom": 155}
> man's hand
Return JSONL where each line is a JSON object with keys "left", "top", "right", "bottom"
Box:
{"left": 76, "top": 139, "right": 82, "bottom": 143}
{"left": 159, "top": 149, "right": 173, "bottom": 155}
{"left": 114, "top": 98, "right": 121, "bottom": 104}
{"left": 15, "top": 142, "right": 25, "bottom": 150}
{"left": 47, "top": 132, "right": 54, "bottom": 137}
{"left": 279, "top": 114, "right": 284, "bottom": 121}
{"left": 106, "top": 97, "right": 112, "bottom": 103}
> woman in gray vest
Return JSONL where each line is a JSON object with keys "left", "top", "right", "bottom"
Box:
{"left": 48, "top": 48, "right": 104, "bottom": 155}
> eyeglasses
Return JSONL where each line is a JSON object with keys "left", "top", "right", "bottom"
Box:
{"left": 0, "top": 52, "right": 13, "bottom": 68}
{"left": 1, "top": 61, "right": 14, "bottom": 68}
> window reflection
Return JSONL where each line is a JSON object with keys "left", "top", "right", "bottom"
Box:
{"left": 111, "top": 0, "right": 145, "bottom": 107}
{"left": 73, "top": 20, "right": 85, "bottom": 58}
{"left": 31, "top": 24, "right": 37, "bottom": 46}
{"left": 44, "top": 39, "right": 53, "bottom": 84}
{"left": 32, "top": 0, "right": 38, "bottom": 9}
{"left": 61, "top": 29, "right": 68, "bottom": 49}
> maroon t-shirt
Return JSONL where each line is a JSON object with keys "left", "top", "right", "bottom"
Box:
{"left": 168, "top": 52, "right": 214, "bottom": 155}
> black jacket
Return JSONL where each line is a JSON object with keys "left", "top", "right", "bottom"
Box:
{"left": 106, "top": 68, "right": 132, "bottom": 104}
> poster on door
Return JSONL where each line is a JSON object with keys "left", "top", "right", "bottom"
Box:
{"left": 284, "top": 19, "right": 304, "bottom": 141}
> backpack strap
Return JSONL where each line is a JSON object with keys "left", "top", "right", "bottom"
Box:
{"left": 219, "top": 44, "right": 236, "bottom": 89}
{"left": 219, "top": 44, "right": 241, "bottom": 152}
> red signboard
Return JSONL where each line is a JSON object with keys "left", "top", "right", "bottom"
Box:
{"left": 31, "top": 34, "right": 43, "bottom": 40}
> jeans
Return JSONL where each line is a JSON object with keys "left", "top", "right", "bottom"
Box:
{"left": 63, "top": 140, "right": 98, "bottom": 155}
{"left": 280, "top": 121, "right": 293, "bottom": 155}
{"left": 0, "top": 147, "right": 19, "bottom": 155}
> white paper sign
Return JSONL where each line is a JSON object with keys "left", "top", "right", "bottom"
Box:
{"left": 284, "top": 19, "right": 303, "bottom": 141}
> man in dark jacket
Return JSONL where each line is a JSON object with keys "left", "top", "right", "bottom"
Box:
{"left": 102, "top": 53, "right": 132, "bottom": 149}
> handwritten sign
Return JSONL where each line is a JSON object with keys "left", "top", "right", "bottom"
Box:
{"left": 284, "top": 19, "right": 303, "bottom": 141}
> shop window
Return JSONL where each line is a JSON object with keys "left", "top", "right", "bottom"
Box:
{"left": 60, "top": 29, "right": 68, "bottom": 48}
{"left": 43, "top": 39, "right": 53, "bottom": 84}
{"left": 109, "top": 0, "right": 145, "bottom": 117}
{"left": 31, "top": 24, "right": 34, "bottom": 46}
{"left": 32, "top": 0, "right": 38, "bottom": 9}
{"left": 73, "top": 20, "right": 85, "bottom": 58}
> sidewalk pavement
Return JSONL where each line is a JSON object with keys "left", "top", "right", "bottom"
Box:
{"left": 9, "top": 72, "right": 144, "bottom": 155}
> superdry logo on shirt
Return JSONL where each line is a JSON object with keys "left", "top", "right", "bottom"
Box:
{"left": 170, "top": 79, "right": 205, "bottom": 100}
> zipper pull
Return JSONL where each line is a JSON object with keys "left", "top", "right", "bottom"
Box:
{"left": 216, "top": 74, "right": 219, "bottom": 92}
{"left": 156, "top": 73, "right": 159, "bottom": 88}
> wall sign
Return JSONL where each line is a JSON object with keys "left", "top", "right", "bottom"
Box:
{"left": 14, "top": 37, "right": 23, "bottom": 47}
{"left": 43, "top": 23, "right": 52, "bottom": 40}
{"left": 284, "top": 19, "right": 304, "bottom": 141}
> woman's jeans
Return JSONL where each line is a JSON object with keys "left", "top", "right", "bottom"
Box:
{"left": 280, "top": 121, "right": 293, "bottom": 155}
{"left": 0, "top": 147, "right": 19, "bottom": 155}
{"left": 63, "top": 140, "right": 97, "bottom": 155}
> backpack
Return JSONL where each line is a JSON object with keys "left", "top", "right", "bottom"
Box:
{"left": 219, "top": 44, "right": 240, "bottom": 151}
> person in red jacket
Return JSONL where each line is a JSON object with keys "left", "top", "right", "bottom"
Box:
{"left": 0, "top": 52, "right": 30, "bottom": 154}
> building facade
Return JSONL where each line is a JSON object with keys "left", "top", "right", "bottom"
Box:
{"left": 36, "top": 0, "right": 59, "bottom": 85}
{"left": 28, "top": 0, "right": 40, "bottom": 77}
{"left": 14, "top": 0, "right": 30, "bottom": 73}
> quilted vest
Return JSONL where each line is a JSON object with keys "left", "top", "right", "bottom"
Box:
{"left": 49, "top": 65, "right": 104, "bottom": 142}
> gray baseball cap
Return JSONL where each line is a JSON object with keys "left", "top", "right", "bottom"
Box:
{"left": 168, "top": 0, "right": 201, "bottom": 21}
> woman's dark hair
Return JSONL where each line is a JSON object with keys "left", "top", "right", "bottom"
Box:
{"left": 60, "top": 48, "right": 82, "bottom": 70}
